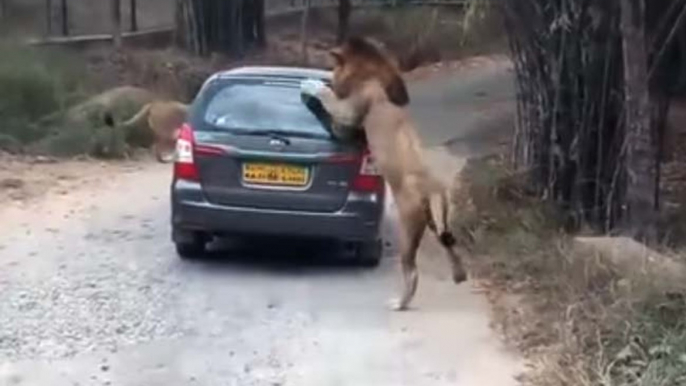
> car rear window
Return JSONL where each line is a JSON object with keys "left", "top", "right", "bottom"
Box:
{"left": 201, "top": 78, "right": 333, "bottom": 138}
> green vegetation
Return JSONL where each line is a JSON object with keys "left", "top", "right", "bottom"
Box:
{"left": 455, "top": 155, "right": 686, "bottom": 386}
{"left": 0, "top": 44, "right": 144, "bottom": 158}
{"left": 0, "top": 44, "right": 88, "bottom": 145}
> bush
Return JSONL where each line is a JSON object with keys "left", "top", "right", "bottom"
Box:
{"left": 456, "top": 155, "right": 686, "bottom": 386}
{"left": 0, "top": 46, "right": 154, "bottom": 159}
{"left": 0, "top": 134, "right": 22, "bottom": 154}
{"left": 0, "top": 44, "right": 89, "bottom": 146}
{"left": 31, "top": 124, "right": 95, "bottom": 158}
{"left": 29, "top": 106, "right": 131, "bottom": 159}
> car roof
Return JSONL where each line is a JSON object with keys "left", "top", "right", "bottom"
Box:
{"left": 213, "top": 66, "right": 332, "bottom": 81}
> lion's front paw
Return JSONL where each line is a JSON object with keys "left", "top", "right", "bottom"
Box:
{"left": 300, "top": 79, "right": 327, "bottom": 98}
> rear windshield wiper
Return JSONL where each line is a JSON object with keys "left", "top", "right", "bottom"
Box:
{"left": 302, "top": 94, "right": 335, "bottom": 133}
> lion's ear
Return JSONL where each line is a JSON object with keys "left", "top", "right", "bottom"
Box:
{"left": 329, "top": 47, "right": 345, "bottom": 65}
{"left": 385, "top": 73, "right": 410, "bottom": 106}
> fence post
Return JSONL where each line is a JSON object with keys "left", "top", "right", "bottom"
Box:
{"left": 45, "top": 0, "right": 53, "bottom": 35}
{"left": 130, "top": 0, "right": 138, "bottom": 32}
{"left": 300, "top": 0, "right": 311, "bottom": 64}
{"left": 60, "top": 0, "right": 68, "bottom": 36}
{"left": 112, "top": 0, "right": 122, "bottom": 47}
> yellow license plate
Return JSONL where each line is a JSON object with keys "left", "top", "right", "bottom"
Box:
{"left": 242, "top": 162, "right": 309, "bottom": 186}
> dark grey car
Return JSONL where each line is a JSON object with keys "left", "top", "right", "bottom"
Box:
{"left": 170, "top": 66, "right": 385, "bottom": 266}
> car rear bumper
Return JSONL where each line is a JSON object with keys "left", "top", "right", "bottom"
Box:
{"left": 171, "top": 180, "right": 384, "bottom": 243}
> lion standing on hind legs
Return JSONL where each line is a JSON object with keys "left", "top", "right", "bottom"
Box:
{"left": 301, "top": 36, "right": 468, "bottom": 312}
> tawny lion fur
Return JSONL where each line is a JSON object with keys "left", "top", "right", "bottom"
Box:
{"left": 311, "top": 36, "right": 468, "bottom": 311}
{"left": 106, "top": 100, "right": 189, "bottom": 163}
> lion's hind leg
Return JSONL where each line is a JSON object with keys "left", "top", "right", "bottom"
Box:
{"left": 441, "top": 238, "right": 468, "bottom": 284}
{"left": 427, "top": 190, "right": 468, "bottom": 284}
{"left": 390, "top": 189, "right": 428, "bottom": 311}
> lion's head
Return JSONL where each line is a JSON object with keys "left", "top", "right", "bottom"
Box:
{"left": 328, "top": 36, "right": 410, "bottom": 107}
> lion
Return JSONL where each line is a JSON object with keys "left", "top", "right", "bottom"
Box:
{"left": 104, "top": 100, "right": 189, "bottom": 163}
{"left": 301, "top": 36, "right": 468, "bottom": 311}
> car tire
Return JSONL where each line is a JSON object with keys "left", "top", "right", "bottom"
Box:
{"left": 175, "top": 236, "right": 207, "bottom": 260}
{"left": 356, "top": 240, "right": 383, "bottom": 268}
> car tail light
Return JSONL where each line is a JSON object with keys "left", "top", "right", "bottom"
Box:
{"left": 174, "top": 124, "right": 225, "bottom": 182}
{"left": 174, "top": 124, "right": 199, "bottom": 181}
{"left": 352, "top": 148, "right": 383, "bottom": 192}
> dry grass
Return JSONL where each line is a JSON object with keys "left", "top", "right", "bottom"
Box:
{"left": 264, "top": 6, "right": 506, "bottom": 71}
{"left": 453, "top": 155, "right": 686, "bottom": 386}
{"left": 347, "top": 6, "right": 506, "bottom": 71}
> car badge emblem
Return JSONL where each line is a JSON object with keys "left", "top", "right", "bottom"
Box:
{"left": 269, "top": 138, "right": 286, "bottom": 146}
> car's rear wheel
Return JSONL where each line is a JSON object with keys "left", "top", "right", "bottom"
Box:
{"left": 174, "top": 231, "right": 208, "bottom": 260}
{"left": 175, "top": 240, "right": 206, "bottom": 259}
{"left": 355, "top": 240, "right": 383, "bottom": 268}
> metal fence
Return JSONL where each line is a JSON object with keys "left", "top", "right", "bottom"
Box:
{"left": 4, "top": 0, "right": 466, "bottom": 41}
{"left": 267, "top": 0, "right": 467, "bottom": 10}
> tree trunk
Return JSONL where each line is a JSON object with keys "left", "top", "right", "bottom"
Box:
{"left": 0, "top": 0, "right": 7, "bottom": 20}
{"left": 243, "top": 0, "right": 258, "bottom": 46}
{"left": 130, "top": 0, "right": 138, "bottom": 32}
{"left": 255, "top": 0, "right": 266, "bottom": 48}
{"left": 174, "top": 0, "right": 184, "bottom": 47}
{"left": 111, "top": 0, "right": 122, "bottom": 48}
{"left": 60, "top": 0, "right": 68, "bottom": 36}
{"left": 337, "top": 0, "right": 351, "bottom": 43}
{"left": 620, "top": 0, "right": 656, "bottom": 239}
{"left": 176, "top": 0, "right": 265, "bottom": 57}
{"left": 232, "top": 0, "right": 244, "bottom": 56}
{"left": 301, "top": 0, "right": 311, "bottom": 64}
{"left": 45, "top": 0, "right": 53, "bottom": 35}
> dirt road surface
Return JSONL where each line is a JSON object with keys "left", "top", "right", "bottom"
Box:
{"left": 0, "top": 61, "right": 521, "bottom": 386}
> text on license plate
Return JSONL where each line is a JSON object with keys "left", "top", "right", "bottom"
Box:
{"left": 242, "top": 162, "right": 309, "bottom": 186}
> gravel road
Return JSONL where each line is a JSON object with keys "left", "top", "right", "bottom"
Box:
{"left": 0, "top": 62, "right": 520, "bottom": 386}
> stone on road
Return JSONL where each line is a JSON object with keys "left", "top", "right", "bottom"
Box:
{"left": 0, "top": 65, "right": 521, "bottom": 386}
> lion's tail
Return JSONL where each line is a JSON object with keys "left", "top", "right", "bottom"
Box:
{"left": 428, "top": 189, "right": 456, "bottom": 248}
{"left": 121, "top": 103, "right": 152, "bottom": 128}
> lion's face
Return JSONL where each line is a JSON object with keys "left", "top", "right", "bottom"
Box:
{"left": 328, "top": 41, "right": 409, "bottom": 106}
{"left": 329, "top": 46, "right": 359, "bottom": 100}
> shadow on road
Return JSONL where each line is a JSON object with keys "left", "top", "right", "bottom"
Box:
{"left": 180, "top": 235, "right": 386, "bottom": 275}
